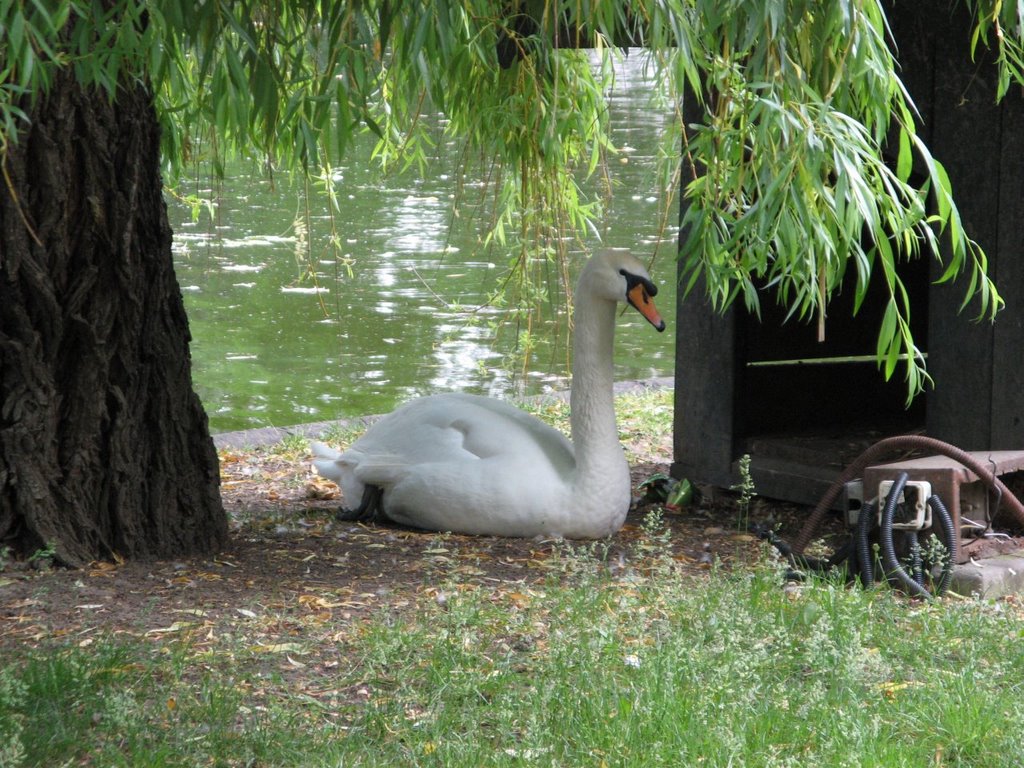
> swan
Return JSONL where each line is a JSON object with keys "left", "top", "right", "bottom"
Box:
{"left": 311, "top": 248, "right": 665, "bottom": 538}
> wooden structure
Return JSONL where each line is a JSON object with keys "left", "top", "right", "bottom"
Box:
{"left": 672, "top": 3, "right": 1024, "bottom": 505}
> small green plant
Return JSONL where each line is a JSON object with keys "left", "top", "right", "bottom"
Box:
{"left": 546, "top": 538, "right": 608, "bottom": 582}
{"left": 314, "top": 420, "right": 368, "bottom": 448}
{"left": 920, "top": 533, "right": 950, "bottom": 572}
{"left": 30, "top": 544, "right": 56, "bottom": 561}
{"left": 917, "top": 533, "right": 952, "bottom": 592}
{"left": 635, "top": 507, "right": 676, "bottom": 578}
{"left": 28, "top": 543, "right": 57, "bottom": 568}
{"left": 271, "top": 432, "right": 310, "bottom": 458}
{"left": 731, "top": 453, "right": 756, "bottom": 529}
{"left": 638, "top": 507, "right": 671, "bottom": 550}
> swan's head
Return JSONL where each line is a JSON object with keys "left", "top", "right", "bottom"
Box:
{"left": 583, "top": 249, "right": 666, "bottom": 332}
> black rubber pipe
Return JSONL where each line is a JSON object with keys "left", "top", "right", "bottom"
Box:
{"left": 875, "top": 474, "right": 960, "bottom": 599}
{"left": 854, "top": 499, "right": 876, "bottom": 587}
{"left": 929, "top": 493, "right": 958, "bottom": 597}
{"left": 878, "top": 473, "right": 932, "bottom": 598}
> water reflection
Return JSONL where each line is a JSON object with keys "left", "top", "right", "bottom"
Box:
{"left": 169, "top": 51, "right": 678, "bottom": 433}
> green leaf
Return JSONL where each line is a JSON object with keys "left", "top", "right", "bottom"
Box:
{"left": 877, "top": 301, "right": 898, "bottom": 378}
{"left": 896, "top": 126, "right": 912, "bottom": 182}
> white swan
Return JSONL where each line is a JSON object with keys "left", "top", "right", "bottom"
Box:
{"left": 311, "top": 249, "right": 665, "bottom": 538}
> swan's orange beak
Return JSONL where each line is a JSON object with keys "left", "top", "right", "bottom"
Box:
{"left": 627, "top": 283, "right": 666, "bottom": 332}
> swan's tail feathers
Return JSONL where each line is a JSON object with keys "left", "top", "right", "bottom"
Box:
{"left": 310, "top": 441, "right": 347, "bottom": 482}
{"left": 310, "top": 440, "right": 342, "bottom": 461}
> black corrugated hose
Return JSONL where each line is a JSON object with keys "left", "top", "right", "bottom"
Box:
{"left": 763, "top": 436, "right": 987, "bottom": 598}
{"left": 873, "top": 472, "right": 958, "bottom": 599}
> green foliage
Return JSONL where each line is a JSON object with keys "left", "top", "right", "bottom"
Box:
{"left": 0, "top": 640, "right": 340, "bottom": 767}
{"left": 968, "top": 0, "right": 1024, "bottom": 98}
{"left": 0, "top": 665, "right": 27, "bottom": 768}
{"left": 676, "top": 0, "right": 1003, "bottom": 399}
{"left": 731, "top": 453, "right": 756, "bottom": 528}
{"left": 2, "top": 0, "right": 1023, "bottom": 397}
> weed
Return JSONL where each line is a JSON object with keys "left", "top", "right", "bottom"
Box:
{"left": 272, "top": 431, "right": 311, "bottom": 458}
{"left": 545, "top": 538, "right": 609, "bottom": 583}
{"left": 28, "top": 543, "right": 56, "bottom": 568}
{"left": 314, "top": 419, "right": 370, "bottom": 448}
{"left": 920, "top": 533, "right": 951, "bottom": 585}
{"left": 636, "top": 507, "right": 676, "bottom": 577}
{"left": 731, "top": 453, "right": 756, "bottom": 529}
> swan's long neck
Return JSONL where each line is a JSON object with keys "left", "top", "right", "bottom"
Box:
{"left": 569, "top": 286, "right": 630, "bottom": 525}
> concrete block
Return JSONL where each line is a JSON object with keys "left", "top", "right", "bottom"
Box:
{"left": 951, "top": 551, "right": 1024, "bottom": 599}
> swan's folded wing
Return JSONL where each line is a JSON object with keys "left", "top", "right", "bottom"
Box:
{"left": 351, "top": 422, "right": 483, "bottom": 486}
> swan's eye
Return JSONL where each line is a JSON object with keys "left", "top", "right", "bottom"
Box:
{"left": 620, "top": 268, "right": 665, "bottom": 331}
{"left": 620, "top": 269, "right": 658, "bottom": 298}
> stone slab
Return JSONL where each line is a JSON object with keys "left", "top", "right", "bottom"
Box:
{"left": 951, "top": 551, "right": 1024, "bottom": 599}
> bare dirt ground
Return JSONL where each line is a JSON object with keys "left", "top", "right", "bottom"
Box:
{"left": 0, "top": 445, "right": 833, "bottom": 659}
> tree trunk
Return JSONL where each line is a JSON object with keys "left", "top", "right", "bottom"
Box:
{"left": 0, "top": 69, "right": 227, "bottom": 566}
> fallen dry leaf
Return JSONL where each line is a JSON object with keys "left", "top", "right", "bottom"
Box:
{"left": 251, "top": 643, "right": 306, "bottom": 654}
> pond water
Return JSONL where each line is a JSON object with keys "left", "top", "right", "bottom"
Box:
{"left": 168, "top": 52, "right": 680, "bottom": 434}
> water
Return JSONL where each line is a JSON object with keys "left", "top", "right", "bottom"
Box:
{"left": 168, "top": 52, "right": 679, "bottom": 434}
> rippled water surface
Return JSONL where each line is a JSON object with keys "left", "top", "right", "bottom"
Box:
{"left": 169, "top": 52, "right": 679, "bottom": 433}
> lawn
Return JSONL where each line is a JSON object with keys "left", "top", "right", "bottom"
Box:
{"left": 3, "top": 390, "right": 1024, "bottom": 767}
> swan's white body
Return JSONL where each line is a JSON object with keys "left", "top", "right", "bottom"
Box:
{"left": 312, "top": 249, "right": 664, "bottom": 538}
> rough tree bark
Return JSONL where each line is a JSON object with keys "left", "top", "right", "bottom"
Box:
{"left": 0, "top": 69, "right": 228, "bottom": 566}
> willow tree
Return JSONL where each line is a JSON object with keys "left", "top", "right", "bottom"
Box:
{"left": 1, "top": 1, "right": 1022, "bottom": 565}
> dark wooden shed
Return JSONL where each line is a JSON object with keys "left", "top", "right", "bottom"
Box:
{"left": 671, "top": 3, "right": 1024, "bottom": 505}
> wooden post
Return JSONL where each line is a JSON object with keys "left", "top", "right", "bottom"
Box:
{"left": 671, "top": 87, "right": 739, "bottom": 490}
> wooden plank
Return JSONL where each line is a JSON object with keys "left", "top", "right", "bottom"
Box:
{"left": 992, "top": 84, "right": 1024, "bottom": 448}
{"left": 747, "top": 457, "right": 850, "bottom": 509}
{"left": 922, "top": 4, "right": 1001, "bottom": 449}
{"left": 885, "top": 1, "right": 937, "bottom": 145}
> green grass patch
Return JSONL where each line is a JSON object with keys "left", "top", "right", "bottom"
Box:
{"left": 5, "top": 540, "right": 1024, "bottom": 766}
{"left": 0, "top": 639, "right": 328, "bottom": 767}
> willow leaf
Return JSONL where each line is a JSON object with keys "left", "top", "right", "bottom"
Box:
{"left": 896, "top": 126, "right": 913, "bottom": 182}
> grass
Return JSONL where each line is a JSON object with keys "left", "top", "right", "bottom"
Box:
{"left": 5, "top": 538, "right": 1024, "bottom": 767}
{"left": 6, "top": 389, "right": 1024, "bottom": 766}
